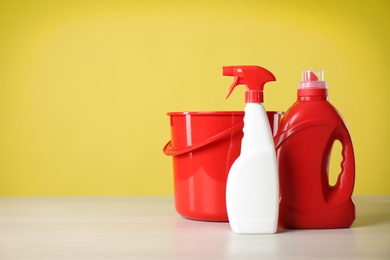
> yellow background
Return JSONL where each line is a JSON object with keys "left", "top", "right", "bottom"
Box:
{"left": 0, "top": 0, "right": 389, "bottom": 195}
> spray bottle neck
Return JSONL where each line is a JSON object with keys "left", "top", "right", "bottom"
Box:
{"left": 245, "top": 90, "right": 263, "bottom": 103}
{"left": 241, "top": 103, "right": 273, "bottom": 151}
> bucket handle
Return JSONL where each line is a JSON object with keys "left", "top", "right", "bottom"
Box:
{"left": 163, "top": 121, "right": 244, "bottom": 156}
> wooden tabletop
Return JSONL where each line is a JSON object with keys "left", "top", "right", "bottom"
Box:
{"left": 0, "top": 195, "right": 389, "bottom": 259}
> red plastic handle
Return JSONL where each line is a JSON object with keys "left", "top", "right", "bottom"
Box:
{"left": 163, "top": 121, "right": 244, "bottom": 156}
{"left": 327, "top": 126, "right": 355, "bottom": 204}
{"left": 274, "top": 119, "right": 355, "bottom": 205}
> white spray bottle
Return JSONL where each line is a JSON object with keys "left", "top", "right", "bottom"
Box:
{"left": 224, "top": 65, "right": 279, "bottom": 234}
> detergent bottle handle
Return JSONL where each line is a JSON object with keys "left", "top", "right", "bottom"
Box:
{"left": 327, "top": 125, "right": 355, "bottom": 204}
{"left": 274, "top": 119, "right": 356, "bottom": 205}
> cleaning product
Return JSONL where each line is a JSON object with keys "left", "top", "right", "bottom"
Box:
{"left": 224, "top": 65, "right": 279, "bottom": 234}
{"left": 275, "top": 70, "right": 355, "bottom": 229}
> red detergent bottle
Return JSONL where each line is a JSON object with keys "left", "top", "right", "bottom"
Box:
{"left": 275, "top": 70, "right": 355, "bottom": 229}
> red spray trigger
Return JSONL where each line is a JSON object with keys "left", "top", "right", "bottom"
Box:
{"left": 223, "top": 66, "right": 276, "bottom": 103}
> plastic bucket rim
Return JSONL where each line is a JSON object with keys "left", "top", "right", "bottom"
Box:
{"left": 164, "top": 111, "right": 284, "bottom": 156}
{"left": 167, "top": 111, "right": 283, "bottom": 116}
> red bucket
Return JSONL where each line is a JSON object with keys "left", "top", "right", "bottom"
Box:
{"left": 163, "top": 111, "right": 283, "bottom": 222}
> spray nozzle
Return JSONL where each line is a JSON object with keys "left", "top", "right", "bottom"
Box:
{"left": 223, "top": 65, "right": 276, "bottom": 103}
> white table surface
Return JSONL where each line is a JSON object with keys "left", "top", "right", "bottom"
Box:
{"left": 0, "top": 195, "right": 389, "bottom": 259}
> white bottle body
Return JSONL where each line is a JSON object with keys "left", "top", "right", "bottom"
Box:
{"left": 226, "top": 103, "right": 279, "bottom": 234}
